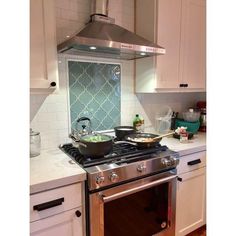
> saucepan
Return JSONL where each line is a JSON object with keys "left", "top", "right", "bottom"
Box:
{"left": 114, "top": 126, "right": 136, "bottom": 140}
{"left": 70, "top": 133, "right": 113, "bottom": 158}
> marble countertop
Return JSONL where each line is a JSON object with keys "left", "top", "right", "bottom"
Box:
{"left": 30, "top": 148, "right": 86, "bottom": 194}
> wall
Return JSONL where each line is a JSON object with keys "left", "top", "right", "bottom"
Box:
{"left": 30, "top": 0, "right": 206, "bottom": 150}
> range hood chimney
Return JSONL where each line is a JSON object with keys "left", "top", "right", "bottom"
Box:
{"left": 57, "top": 0, "right": 165, "bottom": 60}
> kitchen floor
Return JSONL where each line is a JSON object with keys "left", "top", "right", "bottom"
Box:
{"left": 186, "top": 225, "right": 206, "bottom": 236}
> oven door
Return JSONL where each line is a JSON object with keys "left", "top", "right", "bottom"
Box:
{"left": 89, "top": 170, "right": 177, "bottom": 236}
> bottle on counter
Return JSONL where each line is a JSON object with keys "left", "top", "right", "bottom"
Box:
{"left": 140, "top": 116, "right": 145, "bottom": 132}
{"left": 133, "top": 114, "right": 142, "bottom": 132}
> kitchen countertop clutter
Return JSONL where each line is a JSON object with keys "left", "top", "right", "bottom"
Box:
{"left": 161, "top": 133, "right": 206, "bottom": 156}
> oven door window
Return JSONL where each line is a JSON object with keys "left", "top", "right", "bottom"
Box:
{"left": 104, "top": 182, "right": 169, "bottom": 236}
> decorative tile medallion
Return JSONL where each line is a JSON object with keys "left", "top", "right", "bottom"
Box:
{"left": 68, "top": 61, "right": 121, "bottom": 131}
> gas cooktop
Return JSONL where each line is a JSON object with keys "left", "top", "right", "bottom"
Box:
{"left": 59, "top": 142, "right": 168, "bottom": 168}
{"left": 59, "top": 142, "right": 179, "bottom": 191}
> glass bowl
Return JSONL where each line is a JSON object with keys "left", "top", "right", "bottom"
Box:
{"left": 182, "top": 111, "right": 200, "bottom": 122}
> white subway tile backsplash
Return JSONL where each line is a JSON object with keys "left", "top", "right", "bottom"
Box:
{"left": 56, "top": 112, "right": 69, "bottom": 121}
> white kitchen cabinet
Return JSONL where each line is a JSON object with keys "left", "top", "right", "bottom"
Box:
{"left": 179, "top": 0, "right": 206, "bottom": 90}
{"left": 135, "top": 0, "right": 206, "bottom": 93}
{"left": 30, "top": 0, "right": 59, "bottom": 92}
{"left": 30, "top": 183, "right": 84, "bottom": 236}
{"left": 175, "top": 151, "right": 206, "bottom": 236}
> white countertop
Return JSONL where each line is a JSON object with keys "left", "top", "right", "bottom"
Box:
{"left": 159, "top": 132, "right": 206, "bottom": 156}
{"left": 30, "top": 148, "right": 86, "bottom": 194}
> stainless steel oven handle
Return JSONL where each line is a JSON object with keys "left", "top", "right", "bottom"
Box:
{"left": 100, "top": 175, "right": 177, "bottom": 203}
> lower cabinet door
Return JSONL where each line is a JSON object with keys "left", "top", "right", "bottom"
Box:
{"left": 175, "top": 167, "right": 206, "bottom": 236}
{"left": 30, "top": 207, "right": 83, "bottom": 236}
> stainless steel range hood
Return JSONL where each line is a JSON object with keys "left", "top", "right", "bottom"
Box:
{"left": 57, "top": 0, "right": 165, "bottom": 60}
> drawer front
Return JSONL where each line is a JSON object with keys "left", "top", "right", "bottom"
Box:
{"left": 30, "top": 183, "right": 82, "bottom": 222}
{"left": 30, "top": 207, "right": 83, "bottom": 236}
{"left": 177, "top": 151, "right": 206, "bottom": 175}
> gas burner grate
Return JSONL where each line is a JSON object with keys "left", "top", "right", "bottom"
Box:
{"left": 59, "top": 143, "right": 168, "bottom": 168}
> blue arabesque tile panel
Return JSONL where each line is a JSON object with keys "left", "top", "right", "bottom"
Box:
{"left": 68, "top": 61, "right": 121, "bottom": 131}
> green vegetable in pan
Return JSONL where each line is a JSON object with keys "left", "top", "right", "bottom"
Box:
{"left": 82, "top": 135, "right": 111, "bottom": 143}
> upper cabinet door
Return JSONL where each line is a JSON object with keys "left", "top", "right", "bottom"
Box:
{"left": 156, "top": 0, "right": 182, "bottom": 89}
{"left": 135, "top": 0, "right": 182, "bottom": 92}
{"left": 135, "top": 0, "right": 206, "bottom": 93}
{"left": 30, "top": 0, "right": 58, "bottom": 91}
{"left": 179, "top": 0, "right": 206, "bottom": 90}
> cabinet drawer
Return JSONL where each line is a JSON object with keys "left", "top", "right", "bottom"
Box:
{"left": 177, "top": 151, "right": 206, "bottom": 175}
{"left": 30, "top": 207, "right": 83, "bottom": 236}
{"left": 30, "top": 183, "right": 82, "bottom": 222}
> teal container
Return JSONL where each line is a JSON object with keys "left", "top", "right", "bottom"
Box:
{"left": 175, "top": 119, "right": 200, "bottom": 134}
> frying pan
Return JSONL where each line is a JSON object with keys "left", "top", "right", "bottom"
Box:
{"left": 123, "top": 132, "right": 175, "bottom": 149}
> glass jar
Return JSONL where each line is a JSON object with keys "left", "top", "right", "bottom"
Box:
{"left": 30, "top": 129, "right": 41, "bottom": 157}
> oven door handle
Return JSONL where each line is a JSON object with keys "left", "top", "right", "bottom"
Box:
{"left": 100, "top": 175, "right": 177, "bottom": 203}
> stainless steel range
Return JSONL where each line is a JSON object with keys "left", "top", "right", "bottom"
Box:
{"left": 60, "top": 142, "right": 179, "bottom": 236}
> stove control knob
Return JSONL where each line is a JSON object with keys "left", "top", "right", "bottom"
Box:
{"left": 161, "top": 158, "right": 172, "bottom": 167}
{"left": 137, "top": 163, "right": 146, "bottom": 172}
{"left": 109, "top": 172, "right": 119, "bottom": 183}
{"left": 170, "top": 156, "right": 179, "bottom": 165}
{"left": 96, "top": 176, "right": 105, "bottom": 185}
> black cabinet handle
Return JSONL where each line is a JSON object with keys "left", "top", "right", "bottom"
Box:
{"left": 177, "top": 177, "right": 182, "bottom": 182}
{"left": 33, "top": 198, "right": 64, "bottom": 211}
{"left": 75, "top": 210, "right": 82, "bottom": 217}
{"left": 50, "top": 81, "right": 57, "bottom": 87}
{"left": 179, "top": 84, "right": 184, "bottom": 87}
{"left": 187, "top": 159, "right": 201, "bottom": 166}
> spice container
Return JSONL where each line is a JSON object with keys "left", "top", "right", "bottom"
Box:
{"left": 30, "top": 129, "right": 41, "bottom": 157}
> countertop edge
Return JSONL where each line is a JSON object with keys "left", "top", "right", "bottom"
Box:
{"left": 30, "top": 172, "right": 87, "bottom": 195}
{"left": 177, "top": 145, "right": 206, "bottom": 157}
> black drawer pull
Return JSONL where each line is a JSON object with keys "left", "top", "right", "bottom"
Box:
{"left": 177, "top": 177, "right": 182, "bottom": 182}
{"left": 33, "top": 198, "right": 64, "bottom": 211}
{"left": 187, "top": 159, "right": 201, "bottom": 166}
{"left": 179, "top": 84, "right": 184, "bottom": 87}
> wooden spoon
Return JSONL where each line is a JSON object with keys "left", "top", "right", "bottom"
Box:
{"left": 152, "top": 131, "right": 175, "bottom": 141}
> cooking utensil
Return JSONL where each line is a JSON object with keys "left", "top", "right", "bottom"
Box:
{"left": 70, "top": 133, "right": 113, "bottom": 158}
{"left": 114, "top": 126, "right": 136, "bottom": 140}
{"left": 123, "top": 132, "right": 174, "bottom": 148}
{"left": 72, "top": 116, "right": 92, "bottom": 140}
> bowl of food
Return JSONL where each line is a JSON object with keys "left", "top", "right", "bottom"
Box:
{"left": 182, "top": 109, "right": 200, "bottom": 122}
